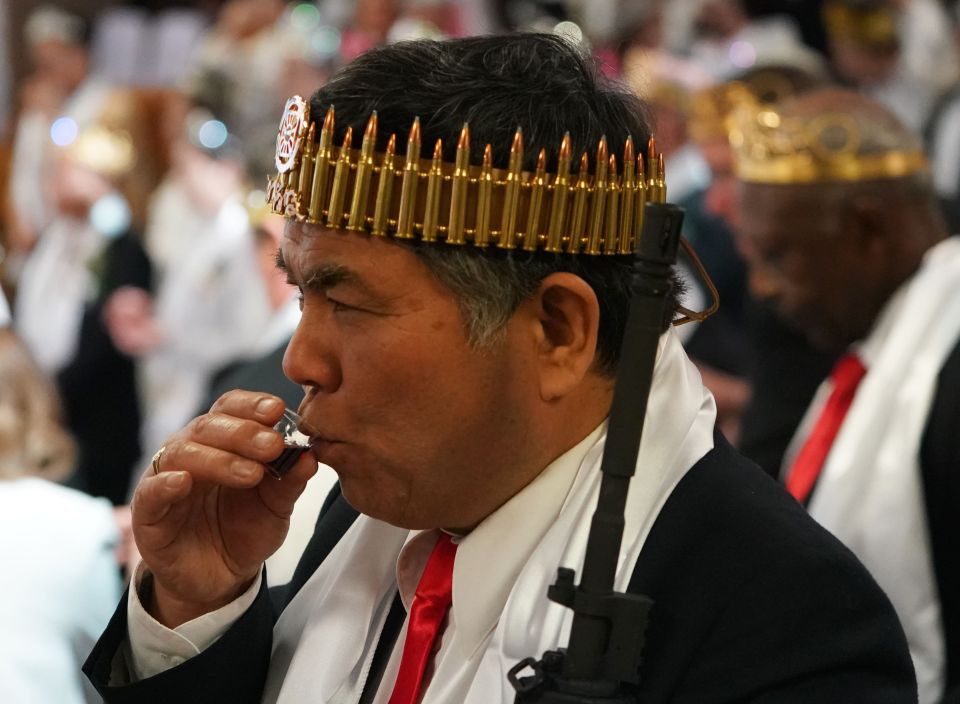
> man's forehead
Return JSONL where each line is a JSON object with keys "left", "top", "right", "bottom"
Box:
{"left": 740, "top": 182, "right": 817, "bottom": 220}
{"left": 277, "top": 218, "right": 418, "bottom": 289}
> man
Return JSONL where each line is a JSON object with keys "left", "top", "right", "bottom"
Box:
{"left": 85, "top": 35, "right": 914, "bottom": 703}
{"left": 687, "top": 68, "right": 839, "bottom": 476}
{"left": 732, "top": 88, "right": 960, "bottom": 703}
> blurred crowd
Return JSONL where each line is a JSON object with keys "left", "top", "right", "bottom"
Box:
{"left": 2, "top": 0, "right": 960, "bottom": 701}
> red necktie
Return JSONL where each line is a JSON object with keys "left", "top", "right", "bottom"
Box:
{"left": 786, "top": 353, "right": 867, "bottom": 503}
{"left": 389, "top": 533, "right": 457, "bottom": 704}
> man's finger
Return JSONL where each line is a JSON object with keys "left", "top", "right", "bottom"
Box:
{"left": 209, "top": 390, "right": 286, "bottom": 425}
{"left": 131, "top": 471, "right": 193, "bottom": 528}
{"left": 257, "top": 452, "right": 320, "bottom": 518}
{"left": 181, "top": 412, "right": 284, "bottom": 463}
{"left": 154, "top": 441, "right": 268, "bottom": 489}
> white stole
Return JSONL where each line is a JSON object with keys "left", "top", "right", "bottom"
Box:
{"left": 799, "top": 237, "right": 960, "bottom": 704}
{"left": 265, "top": 329, "right": 717, "bottom": 703}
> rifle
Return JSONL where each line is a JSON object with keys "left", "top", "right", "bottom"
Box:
{"left": 509, "top": 201, "right": 684, "bottom": 703}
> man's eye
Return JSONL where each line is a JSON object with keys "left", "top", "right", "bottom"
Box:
{"left": 330, "top": 299, "right": 359, "bottom": 313}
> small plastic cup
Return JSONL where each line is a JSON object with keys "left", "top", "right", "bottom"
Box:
{"left": 265, "top": 408, "right": 316, "bottom": 479}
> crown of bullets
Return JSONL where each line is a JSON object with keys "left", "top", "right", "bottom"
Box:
{"left": 266, "top": 96, "right": 667, "bottom": 255}
{"left": 730, "top": 104, "right": 928, "bottom": 184}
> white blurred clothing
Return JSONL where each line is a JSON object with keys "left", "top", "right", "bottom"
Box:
{"left": 138, "top": 183, "right": 272, "bottom": 457}
{"left": 865, "top": 0, "right": 959, "bottom": 132}
{"left": 91, "top": 7, "right": 207, "bottom": 87}
{"left": 0, "top": 286, "right": 9, "bottom": 327}
{"left": 252, "top": 294, "right": 301, "bottom": 359}
{"left": 868, "top": 66, "right": 937, "bottom": 133}
{"left": 0, "top": 478, "right": 121, "bottom": 704}
{"left": 184, "top": 20, "right": 287, "bottom": 173}
{"left": 899, "top": 0, "right": 960, "bottom": 96}
{"left": 13, "top": 217, "right": 104, "bottom": 374}
{"left": 8, "top": 78, "right": 112, "bottom": 236}
{"left": 690, "top": 15, "right": 821, "bottom": 82}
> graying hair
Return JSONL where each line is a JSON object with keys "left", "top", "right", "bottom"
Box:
{"left": 414, "top": 246, "right": 544, "bottom": 347}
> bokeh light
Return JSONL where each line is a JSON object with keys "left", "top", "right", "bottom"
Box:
{"left": 311, "top": 26, "right": 341, "bottom": 59}
{"left": 554, "top": 21, "right": 584, "bottom": 46}
{"left": 290, "top": 3, "right": 321, "bottom": 31}
{"left": 197, "top": 120, "right": 229, "bottom": 150}
{"left": 729, "top": 41, "right": 757, "bottom": 69}
{"left": 50, "top": 117, "right": 79, "bottom": 146}
{"left": 90, "top": 194, "right": 131, "bottom": 238}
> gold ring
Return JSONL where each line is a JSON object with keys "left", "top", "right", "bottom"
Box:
{"left": 151, "top": 446, "right": 166, "bottom": 476}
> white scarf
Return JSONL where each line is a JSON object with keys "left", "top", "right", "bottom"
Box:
{"left": 795, "top": 237, "right": 960, "bottom": 704}
{"left": 264, "top": 329, "right": 717, "bottom": 703}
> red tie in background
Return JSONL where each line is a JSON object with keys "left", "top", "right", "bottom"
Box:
{"left": 786, "top": 353, "right": 867, "bottom": 503}
{"left": 389, "top": 533, "right": 458, "bottom": 704}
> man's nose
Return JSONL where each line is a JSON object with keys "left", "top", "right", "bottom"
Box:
{"left": 282, "top": 317, "right": 342, "bottom": 394}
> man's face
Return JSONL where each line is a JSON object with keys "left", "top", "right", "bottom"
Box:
{"left": 700, "top": 137, "right": 739, "bottom": 228}
{"left": 737, "top": 182, "right": 883, "bottom": 351}
{"left": 30, "top": 39, "right": 87, "bottom": 93}
{"left": 279, "top": 222, "right": 542, "bottom": 531}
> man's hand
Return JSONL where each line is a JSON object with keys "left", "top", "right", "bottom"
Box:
{"left": 131, "top": 391, "right": 318, "bottom": 628}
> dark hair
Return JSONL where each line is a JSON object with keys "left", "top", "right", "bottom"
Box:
{"left": 308, "top": 33, "right": 677, "bottom": 375}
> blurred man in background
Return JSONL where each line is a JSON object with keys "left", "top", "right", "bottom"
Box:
{"left": 735, "top": 88, "right": 960, "bottom": 703}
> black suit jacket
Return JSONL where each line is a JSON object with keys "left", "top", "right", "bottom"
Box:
{"left": 58, "top": 231, "right": 152, "bottom": 505}
{"left": 85, "top": 434, "right": 916, "bottom": 703}
{"left": 920, "top": 334, "right": 960, "bottom": 703}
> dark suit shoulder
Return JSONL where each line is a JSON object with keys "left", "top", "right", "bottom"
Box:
{"left": 632, "top": 434, "right": 916, "bottom": 703}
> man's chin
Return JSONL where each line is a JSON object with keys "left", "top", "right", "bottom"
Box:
{"left": 337, "top": 477, "right": 413, "bottom": 526}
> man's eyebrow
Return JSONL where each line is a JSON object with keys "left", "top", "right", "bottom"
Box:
{"left": 275, "top": 250, "right": 364, "bottom": 292}
{"left": 302, "top": 263, "right": 359, "bottom": 292}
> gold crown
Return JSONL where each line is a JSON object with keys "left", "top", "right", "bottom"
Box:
{"left": 730, "top": 104, "right": 928, "bottom": 184}
{"left": 688, "top": 82, "right": 758, "bottom": 143}
{"left": 266, "top": 96, "right": 668, "bottom": 255}
{"left": 823, "top": 2, "right": 898, "bottom": 51}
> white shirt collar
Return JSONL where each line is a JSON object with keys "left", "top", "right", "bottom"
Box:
{"left": 394, "top": 423, "right": 605, "bottom": 659}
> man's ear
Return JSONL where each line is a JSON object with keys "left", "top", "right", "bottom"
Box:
{"left": 525, "top": 272, "right": 601, "bottom": 401}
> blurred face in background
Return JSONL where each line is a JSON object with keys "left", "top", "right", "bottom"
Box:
{"left": 693, "top": 0, "right": 747, "bottom": 41}
{"left": 829, "top": 40, "right": 899, "bottom": 87}
{"left": 700, "top": 136, "right": 740, "bottom": 229}
{"left": 28, "top": 38, "right": 88, "bottom": 96}
{"left": 736, "top": 182, "right": 887, "bottom": 351}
